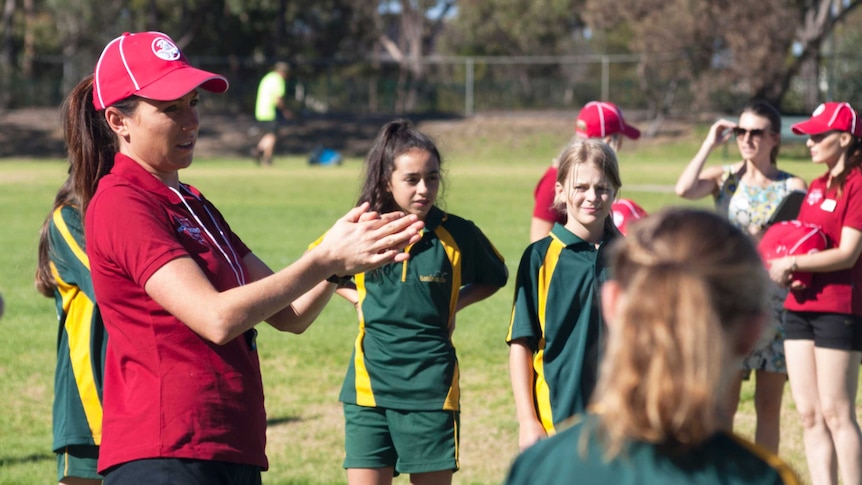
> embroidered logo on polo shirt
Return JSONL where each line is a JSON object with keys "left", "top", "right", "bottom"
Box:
{"left": 420, "top": 271, "right": 448, "bottom": 283}
{"left": 173, "top": 215, "right": 206, "bottom": 244}
{"left": 807, "top": 189, "right": 824, "bottom": 206}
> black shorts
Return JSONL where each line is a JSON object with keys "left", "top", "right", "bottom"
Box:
{"left": 784, "top": 311, "right": 862, "bottom": 351}
{"left": 103, "top": 458, "right": 262, "bottom": 485}
{"left": 258, "top": 110, "right": 289, "bottom": 135}
{"left": 258, "top": 119, "right": 279, "bottom": 134}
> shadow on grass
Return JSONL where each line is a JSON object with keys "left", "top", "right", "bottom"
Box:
{"left": 0, "top": 452, "right": 53, "bottom": 467}
{"left": 267, "top": 415, "right": 303, "bottom": 427}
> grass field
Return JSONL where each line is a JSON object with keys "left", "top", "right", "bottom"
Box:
{"left": 0, "top": 116, "right": 851, "bottom": 484}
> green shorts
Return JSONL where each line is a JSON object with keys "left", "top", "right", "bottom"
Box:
{"left": 343, "top": 403, "right": 459, "bottom": 475}
{"left": 56, "top": 445, "right": 101, "bottom": 481}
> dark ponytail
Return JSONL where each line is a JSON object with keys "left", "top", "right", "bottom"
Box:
{"left": 358, "top": 119, "right": 443, "bottom": 213}
{"left": 37, "top": 76, "right": 139, "bottom": 295}
{"left": 62, "top": 75, "right": 138, "bottom": 211}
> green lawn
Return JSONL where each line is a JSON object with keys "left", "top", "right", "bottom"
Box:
{"left": 0, "top": 120, "right": 841, "bottom": 484}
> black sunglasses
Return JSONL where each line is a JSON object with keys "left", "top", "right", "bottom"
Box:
{"left": 732, "top": 127, "right": 769, "bottom": 138}
{"left": 808, "top": 131, "right": 840, "bottom": 143}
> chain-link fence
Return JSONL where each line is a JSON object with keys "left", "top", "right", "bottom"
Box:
{"left": 3, "top": 53, "right": 859, "bottom": 116}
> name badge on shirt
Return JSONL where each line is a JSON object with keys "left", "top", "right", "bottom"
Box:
{"left": 820, "top": 199, "right": 837, "bottom": 212}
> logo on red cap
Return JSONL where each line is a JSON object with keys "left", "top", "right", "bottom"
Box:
{"left": 152, "top": 38, "right": 181, "bottom": 61}
{"left": 92, "top": 31, "right": 228, "bottom": 111}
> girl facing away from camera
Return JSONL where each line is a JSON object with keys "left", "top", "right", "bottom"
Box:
{"left": 505, "top": 208, "right": 800, "bottom": 485}
{"left": 508, "top": 139, "right": 622, "bottom": 451}
{"left": 323, "top": 119, "right": 508, "bottom": 485}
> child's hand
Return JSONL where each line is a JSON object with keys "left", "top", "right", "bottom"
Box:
{"left": 518, "top": 420, "right": 547, "bottom": 451}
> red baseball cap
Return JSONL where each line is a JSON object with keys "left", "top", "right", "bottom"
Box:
{"left": 611, "top": 198, "right": 648, "bottom": 236}
{"left": 575, "top": 101, "right": 641, "bottom": 140}
{"left": 93, "top": 31, "right": 228, "bottom": 110}
{"left": 758, "top": 220, "right": 829, "bottom": 289}
{"left": 791, "top": 102, "right": 862, "bottom": 137}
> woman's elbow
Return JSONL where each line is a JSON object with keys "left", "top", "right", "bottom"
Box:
{"left": 268, "top": 317, "right": 313, "bottom": 335}
{"left": 203, "top": 326, "right": 237, "bottom": 346}
{"left": 674, "top": 184, "right": 692, "bottom": 198}
{"left": 202, "top": 311, "right": 255, "bottom": 345}
{"left": 282, "top": 322, "right": 311, "bottom": 335}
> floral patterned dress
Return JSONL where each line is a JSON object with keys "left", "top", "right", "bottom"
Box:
{"left": 716, "top": 164, "right": 798, "bottom": 374}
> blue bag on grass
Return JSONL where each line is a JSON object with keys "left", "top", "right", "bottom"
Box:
{"left": 309, "top": 146, "right": 342, "bottom": 166}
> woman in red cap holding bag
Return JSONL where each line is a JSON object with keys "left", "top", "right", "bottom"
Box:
{"left": 529, "top": 101, "right": 641, "bottom": 242}
{"left": 768, "top": 102, "right": 862, "bottom": 485}
{"left": 62, "top": 31, "right": 423, "bottom": 485}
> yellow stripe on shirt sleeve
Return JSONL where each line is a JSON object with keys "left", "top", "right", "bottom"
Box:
{"left": 535, "top": 235, "right": 564, "bottom": 433}
{"left": 353, "top": 273, "right": 376, "bottom": 407}
{"left": 52, "top": 264, "right": 102, "bottom": 443}
{"left": 52, "top": 207, "right": 89, "bottom": 270}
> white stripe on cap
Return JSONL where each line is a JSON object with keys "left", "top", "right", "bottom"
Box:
{"left": 118, "top": 34, "right": 141, "bottom": 91}
{"left": 595, "top": 101, "right": 624, "bottom": 137}
{"left": 828, "top": 104, "right": 843, "bottom": 128}
{"left": 594, "top": 102, "right": 606, "bottom": 137}
{"left": 830, "top": 102, "right": 855, "bottom": 134}
{"left": 93, "top": 35, "right": 123, "bottom": 109}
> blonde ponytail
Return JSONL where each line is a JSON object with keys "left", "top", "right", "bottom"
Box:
{"left": 592, "top": 208, "right": 769, "bottom": 456}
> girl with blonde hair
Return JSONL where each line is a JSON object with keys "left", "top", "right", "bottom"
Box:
{"left": 508, "top": 139, "right": 622, "bottom": 451}
{"left": 505, "top": 208, "right": 799, "bottom": 485}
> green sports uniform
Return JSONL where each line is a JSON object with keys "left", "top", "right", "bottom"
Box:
{"left": 48, "top": 205, "right": 106, "bottom": 480}
{"left": 340, "top": 207, "right": 508, "bottom": 410}
{"left": 504, "top": 414, "right": 800, "bottom": 484}
{"left": 507, "top": 223, "right": 616, "bottom": 433}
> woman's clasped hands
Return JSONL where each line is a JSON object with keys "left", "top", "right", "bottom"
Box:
{"left": 317, "top": 202, "right": 425, "bottom": 276}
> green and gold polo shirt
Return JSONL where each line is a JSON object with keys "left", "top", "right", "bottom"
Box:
{"left": 507, "top": 223, "right": 615, "bottom": 432}
{"left": 340, "top": 207, "right": 508, "bottom": 411}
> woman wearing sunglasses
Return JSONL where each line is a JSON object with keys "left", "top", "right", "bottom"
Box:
{"left": 675, "top": 101, "right": 807, "bottom": 454}
{"left": 767, "top": 102, "right": 862, "bottom": 485}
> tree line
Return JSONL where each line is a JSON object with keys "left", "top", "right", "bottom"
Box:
{"left": 1, "top": 0, "right": 859, "bottom": 117}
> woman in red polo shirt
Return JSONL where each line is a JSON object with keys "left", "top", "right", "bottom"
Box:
{"left": 62, "top": 31, "right": 423, "bottom": 485}
{"left": 768, "top": 102, "right": 862, "bottom": 485}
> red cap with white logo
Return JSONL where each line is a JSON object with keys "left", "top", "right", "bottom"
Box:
{"left": 575, "top": 101, "right": 641, "bottom": 140}
{"left": 791, "top": 102, "right": 862, "bottom": 137}
{"left": 92, "top": 31, "right": 228, "bottom": 110}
